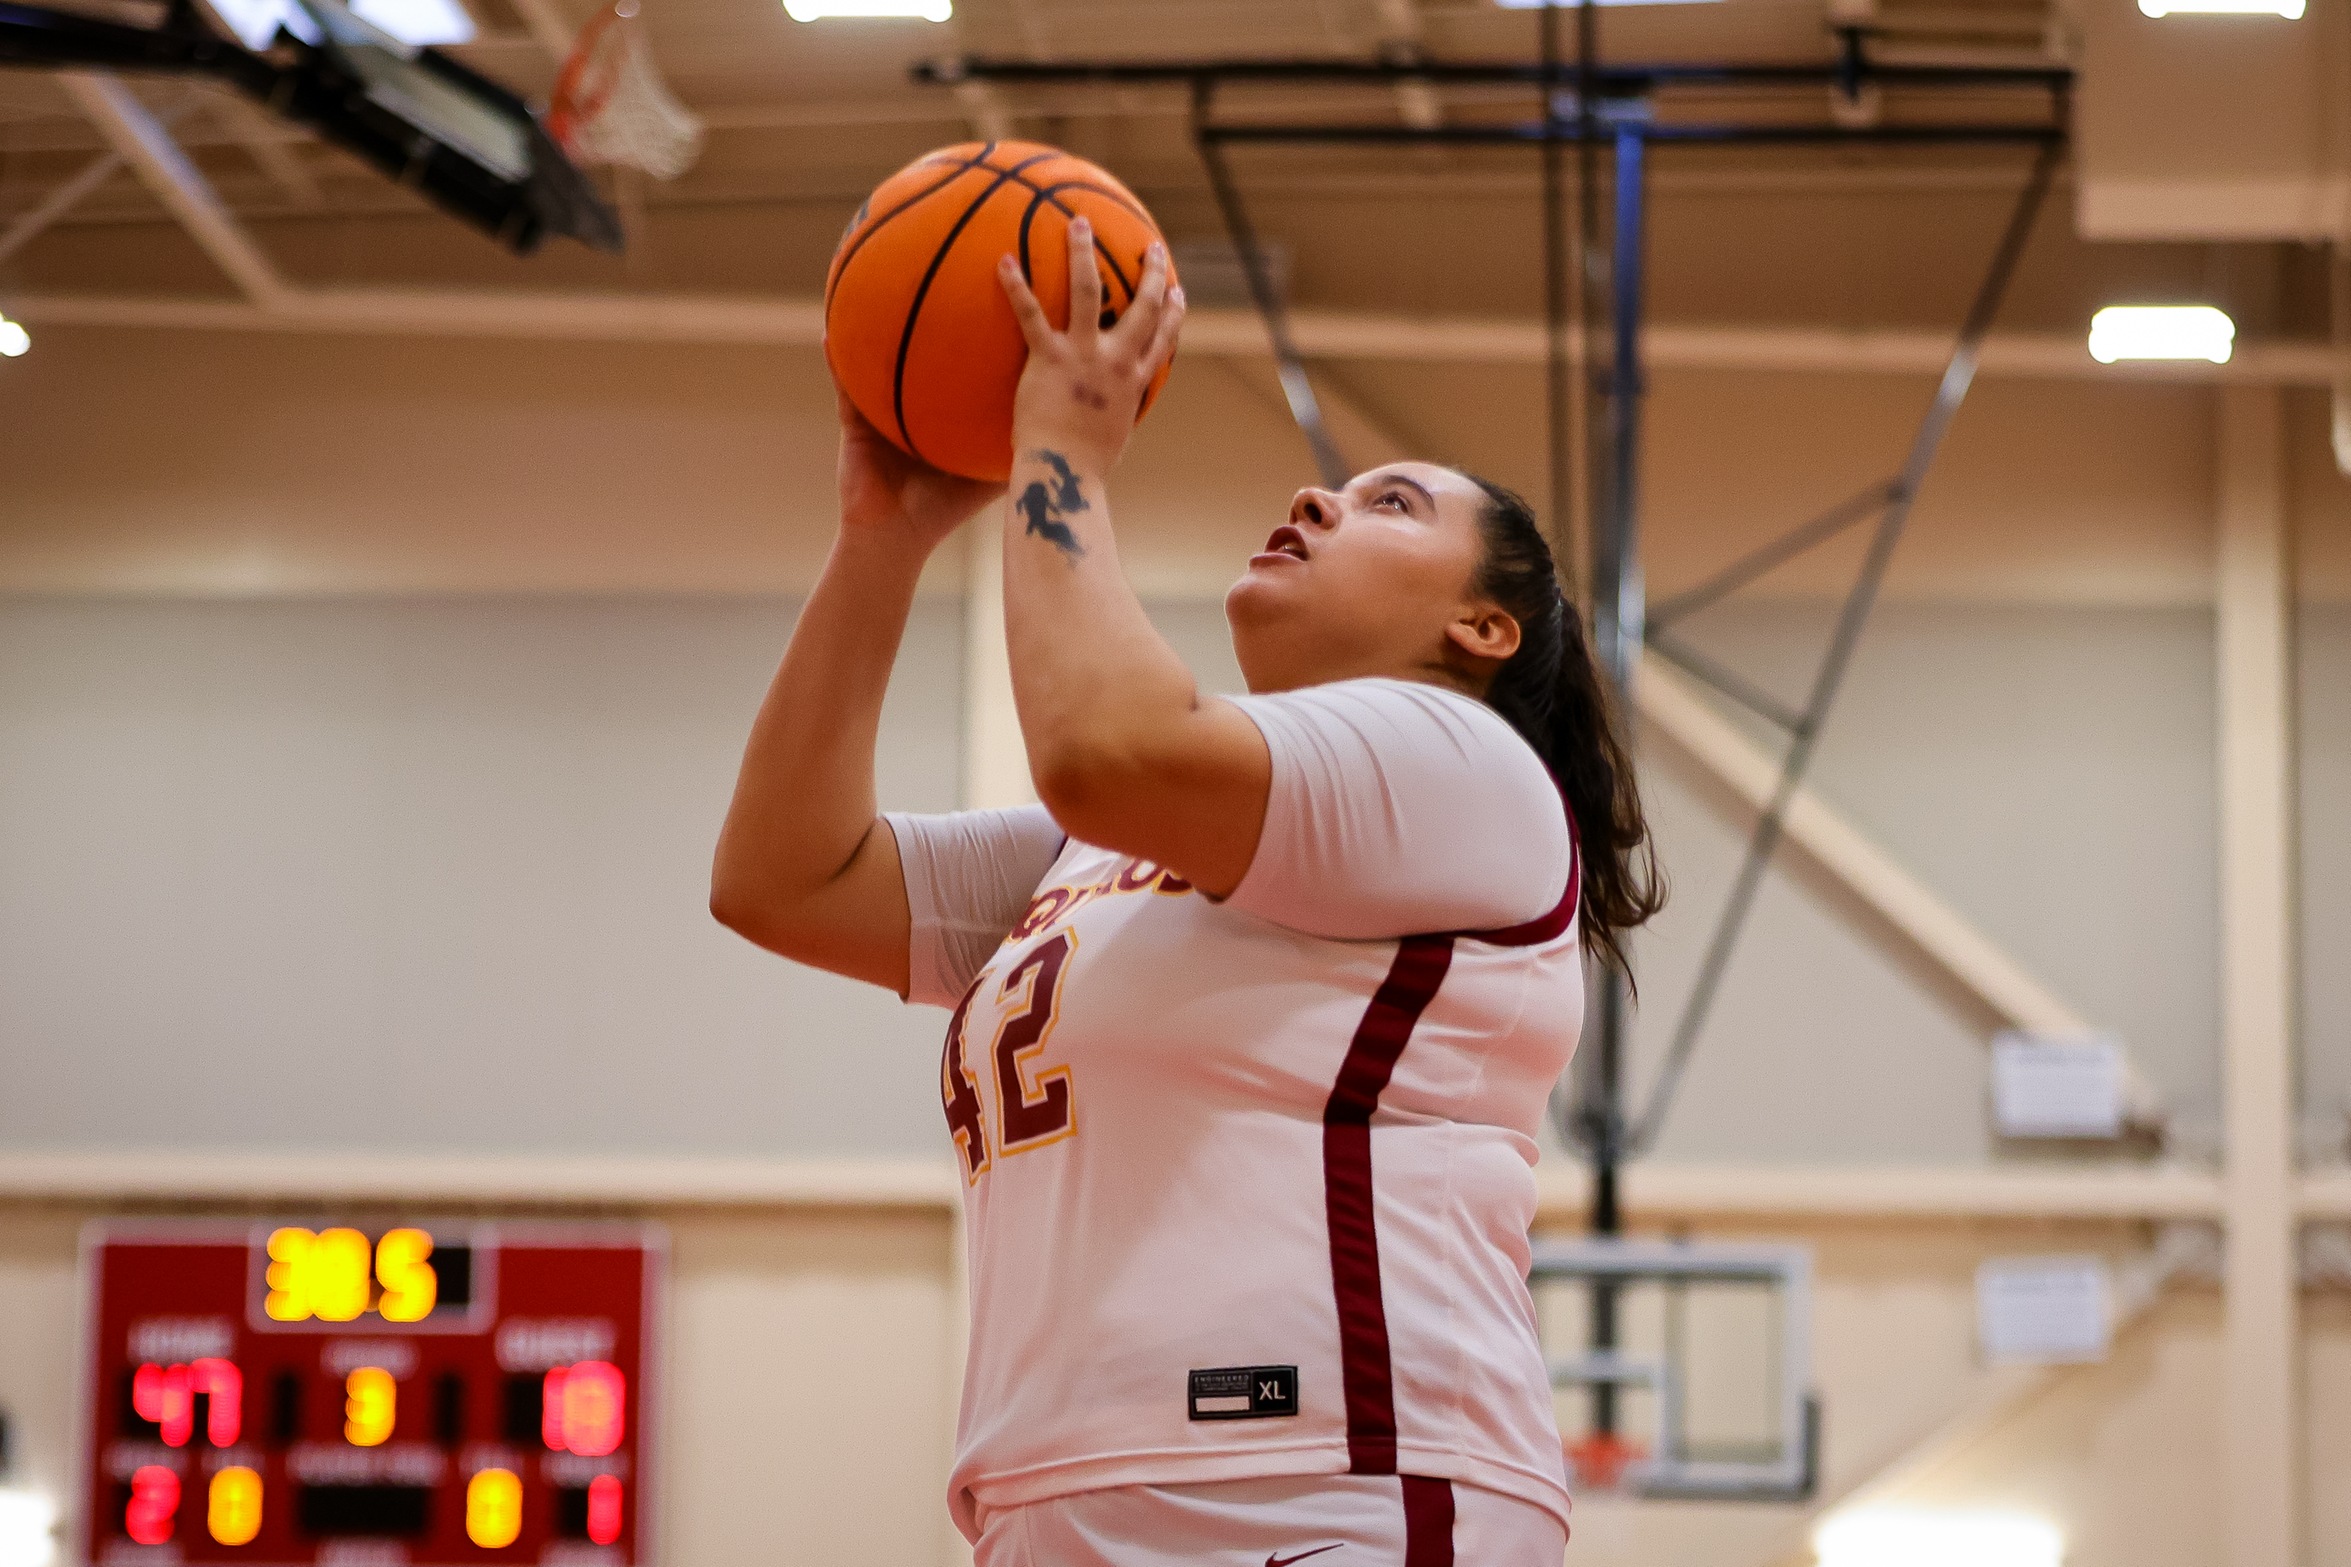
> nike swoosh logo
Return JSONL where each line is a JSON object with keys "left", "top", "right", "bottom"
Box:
{"left": 1266, "top": 1548, "right": 1343, "bottom": 1567}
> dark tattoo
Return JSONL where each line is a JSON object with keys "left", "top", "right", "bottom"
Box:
{"left": 1015, "top": 449, "right": 1090, "bottom": 561}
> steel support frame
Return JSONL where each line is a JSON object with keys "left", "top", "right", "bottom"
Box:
{"left": 0, "top": 0, "right": 619, "bottom": 253}
{"left": 930, "top": 22, "right": 2071, "bottom": 1483}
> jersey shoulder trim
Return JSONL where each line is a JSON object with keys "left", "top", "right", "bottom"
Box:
{"left": 1451, "top": 793, "right": 1580, "bottom": 949}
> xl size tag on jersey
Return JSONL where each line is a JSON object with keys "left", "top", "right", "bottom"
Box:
{"left": 1188, "top": 1364, "right": 1299, "bottom": 1420}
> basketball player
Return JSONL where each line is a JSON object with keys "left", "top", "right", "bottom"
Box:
{"left": 712, "top": 219, "right": 1661, "bottom": 1565}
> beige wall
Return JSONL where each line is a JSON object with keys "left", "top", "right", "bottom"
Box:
{"left": 7, "top": 326, "right": 2339, "bottom": 607}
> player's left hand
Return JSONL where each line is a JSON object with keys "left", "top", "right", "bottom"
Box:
{"left": 999, "top": 217, "right": 1184, "bottom": 481}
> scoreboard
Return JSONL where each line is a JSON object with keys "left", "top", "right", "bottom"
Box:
{"left": 76, "top": 1222, "right": 662, "bottom": 1567}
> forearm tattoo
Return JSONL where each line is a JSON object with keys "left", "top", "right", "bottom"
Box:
{"left": 1014, "top": 449, "right": 1090, "bottom": 562}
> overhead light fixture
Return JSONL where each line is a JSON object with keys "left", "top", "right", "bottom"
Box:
{"left": 784, "top": 0, "right": 952, "bottom": 19}
{"left": 2088, "top": 304, "right": 2236, "bottom": 364}
{"left": 0, "top": 1491, "right": 58, "bottom": 1567}
{"left": 1815, "top": 1509, "right": 2064, "bottom": 1567}
{"left": 204, "top": 0, "right": 474, "bottom": 49}
{"left": 0, "top": 316, "right": 27, "bottom": 358}
{"left": 2139, "top": 0, "right": 2303, "bottom": 15}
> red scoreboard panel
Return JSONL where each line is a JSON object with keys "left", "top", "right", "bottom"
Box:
{"left": 76, "top": 1222, "right": 662, "bottom": 1567}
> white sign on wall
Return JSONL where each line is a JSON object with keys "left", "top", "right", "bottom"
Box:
{"left": 1991, "top": 1031, "right": 2127, "bottom": 1139}
{"left": 1976, "top": 1256, "right": 2112, "bottom": 1365}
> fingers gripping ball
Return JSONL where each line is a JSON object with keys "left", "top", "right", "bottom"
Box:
{"left": 825, "top": 141, "right": 1179, "bottom": 483}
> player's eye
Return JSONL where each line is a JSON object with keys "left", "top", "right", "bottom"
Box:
{"left": 1376, "top": 489, "right": 1409, "bottom": 511}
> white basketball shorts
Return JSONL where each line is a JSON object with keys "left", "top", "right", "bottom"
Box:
{"left": 971, "top": 1473, "right": 1567, "bottom": 1567}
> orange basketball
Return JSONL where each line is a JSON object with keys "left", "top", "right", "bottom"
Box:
{"left": 824, "top": 141, "right": 1179, "bottom": 484}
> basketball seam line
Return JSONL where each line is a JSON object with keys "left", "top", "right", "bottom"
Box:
{"left": 824, "top": 144, "right": 998, "bottom": 322}
{"left": 888, "top": 150, "right": 1064, "bottom": 463}
{"left": 1017, "top": 181, "right": 1141, "bottom": 311}
{"left": 914, "top": 152, "right": 1153, "bottom": 298}
{"left": 916, "top": 151, "right": 1155, "bottom": 231}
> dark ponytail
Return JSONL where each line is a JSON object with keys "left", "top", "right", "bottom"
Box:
{"left": 1465, "top": 475, "right": 1664, "bottom": 979}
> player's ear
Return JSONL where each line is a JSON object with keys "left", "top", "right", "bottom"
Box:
{"left": 1444, "top": 604, "right": 1521, "bottom": 666}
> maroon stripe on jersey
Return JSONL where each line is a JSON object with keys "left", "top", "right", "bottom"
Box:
{"left": 1323, "top": 933, "right": 1455, "bottom": 1475}
{"left": 1459, "top": 800, "right": 1581, "bottom": 949}
{"left": 1400, "top": 1476, "right": 1456, "bottom": 1566}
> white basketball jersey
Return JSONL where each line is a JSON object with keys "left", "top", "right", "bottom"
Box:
{"left": 930, "top": 683, "right": 1583, "bottom": 1540}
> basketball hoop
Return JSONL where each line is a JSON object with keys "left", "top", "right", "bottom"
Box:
{"left": 1565, "top": 1431, "right": 1648, "bottom": 1492}
{"left": 546, "top": 0, "right": 705, "bottom": 182}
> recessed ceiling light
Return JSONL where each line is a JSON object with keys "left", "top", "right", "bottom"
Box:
{"left": 0, "top": 319, "right": 28, "bottom": 359}
{"left": 1816, "top": 1509, "right": 2064, "bottom": 1567}
{"left": 784, "top": 0, "right": 953, "bottom": 19}
{"left": 2140, "top": 0, "right": 2303, "bottom": 14}
{"left": 2088, "top": 304, "right": 2236, "bottom": 364}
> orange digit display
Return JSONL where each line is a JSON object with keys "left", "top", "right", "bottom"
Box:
{"left": 343, "top": 1367, "right": 396, "bottom": 1446}
{"left": 265, "top": 1227, "right": 372, "bottom": 1323}
{"left": 374, "top": 1229, "right": 438, "bottom": 1323}
{"left": 207, "top": 1467, "right": 262, "bottom": 1546}
{"left": 465, "top": 1469, "right": 522, "bottom": 1548}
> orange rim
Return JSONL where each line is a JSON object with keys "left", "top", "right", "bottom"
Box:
{"left": 546, "top": 3, "right": 626, "bottom": 144}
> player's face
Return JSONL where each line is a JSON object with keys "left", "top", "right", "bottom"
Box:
{"left": 1224, "top": 462, "right": 1500, "bottom": 693}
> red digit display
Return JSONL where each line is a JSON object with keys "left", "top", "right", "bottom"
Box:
{"left": 126, "top": 1466, "right": 179, "bottom": 1545}
{"left": 195, "top": 1358, "right": 244, "bottom": 1447}
{"left": 542, "top": 1363, "right": 624, "bottom": 1458}
{"left": 583, "top": 1478, "right": 621, "bottom": 1548}
{"left": 79, "top": 1221, "right": 662, "bottom": 1567}
{"left": 132, "top": 1364, "right": 193, "bottom": 1448}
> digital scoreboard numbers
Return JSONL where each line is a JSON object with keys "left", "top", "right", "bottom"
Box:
{"left": 77, "top": 1223, "right": 662, "bottom": 1567}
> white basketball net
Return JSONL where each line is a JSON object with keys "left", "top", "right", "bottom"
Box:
{"left": 551, "top": 3, "right": 705, "bottom": 182}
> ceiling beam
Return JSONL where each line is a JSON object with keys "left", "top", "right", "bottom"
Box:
{"left": 6, "top": 290, "right": 2338, "bottom": 386}
{"left": 0, "top": 148, "right": 126, "bottom": 265}
{"left": 206, "top": 95, "right": 325, "bottom": 208}
{"left": 1373, "top": 0, "right": 1443, "bottom": 129}
{"left": 504, "top": 0, "right": 578, "bottom": 59}
{"left": 54, "top": 72, "right": 287, "bottom": 307}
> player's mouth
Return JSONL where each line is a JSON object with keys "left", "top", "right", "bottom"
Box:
{"left": 1251, "top": 525, "right": 1311, "bottom": 567}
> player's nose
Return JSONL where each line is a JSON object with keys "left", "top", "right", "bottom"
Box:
{"left": 1289, "top": 487, "right": 1340, "bottom": 532}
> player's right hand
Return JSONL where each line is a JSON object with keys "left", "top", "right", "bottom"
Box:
{"left": 835, "top": 388, "right": 1005, "bottom": 550}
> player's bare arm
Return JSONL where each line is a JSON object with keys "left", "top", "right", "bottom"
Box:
{"left": 709, "top": 391, "right": 1003, "bottom": 991}
{"left": 996, "top": 220, "right": 1273, "bottom": 898}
